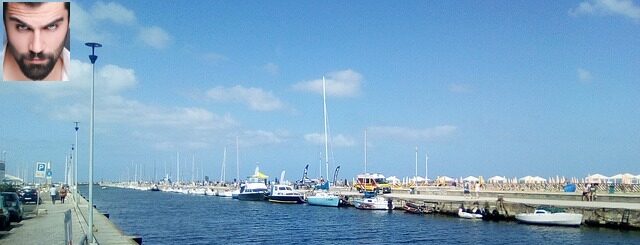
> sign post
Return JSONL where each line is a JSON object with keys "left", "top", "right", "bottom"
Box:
{"left": 35, "top": 162, "right": 46, "bottom": 178}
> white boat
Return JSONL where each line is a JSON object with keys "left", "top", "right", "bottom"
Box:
{"left": 306, "top": 191, "right": 341, "bottom": 207}
{"left": 458, "top": 208, "right": 483, "bottom": 219}
{"left": 204, "top": 188, "right": 216, "bottom": 196}
{"left": 219, "top": 189, "right": 234, "bottom": 198}
{"left": 516, "top": 208, "right": 583, "bottom": 226}
{"left": 267, "top": 184, "right": 304, "bottom": 204}
{"left": 237, "top": 177, "right": 268, "bottom": 201}
{"left": 189, "top": 188, "right": 206, "bottom": 195}
{"left": 353, "top": 196, "right": 393, "bottom": 210}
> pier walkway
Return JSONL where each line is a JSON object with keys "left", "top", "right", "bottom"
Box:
{"left": 0, "top": 190, "right": 138, "bottom": 245}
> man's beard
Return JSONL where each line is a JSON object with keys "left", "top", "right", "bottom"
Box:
{"left": 8, "top": 44, "right": 62, "bottom": 81}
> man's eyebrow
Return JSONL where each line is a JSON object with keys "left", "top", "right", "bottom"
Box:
{"left": 8, "top": 16, "right": 32, "bottom": 29}
{"left": 7, "top": 16, "right": 64, "bottom": 29}
{"left": 43, "top": 17, "right": 64, "bottom": 28}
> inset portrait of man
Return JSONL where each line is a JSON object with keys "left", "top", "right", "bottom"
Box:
{"left": 2, "top": 2, "right": 70, "bottom": 81}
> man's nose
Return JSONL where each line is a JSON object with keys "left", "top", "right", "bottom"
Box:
{"left": 29, "top": 30, "right": 45, "bottom": 54}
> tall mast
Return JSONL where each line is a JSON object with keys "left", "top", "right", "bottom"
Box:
{"left": 221, "top": 147, "right": 227, "bottom": 182}
{"left": 364, "top": 130, "right": 367, "bottom": 173}
{"left": 415, "top": 146, "right": 418, "bottom": 178}
{"left": 322, "top": 76, "right": 329, "bottom": 180}
{"left": 236, "top": 136, "right": 240, "bottom": 182}
{"left": 176, "top": 152, "right": 180, "bottom": 184}
{"left": 192, "top": 154, "right": 195, "bottom": 183}
{"left": 425, "top": 153, "right": 428, "bottom": 181}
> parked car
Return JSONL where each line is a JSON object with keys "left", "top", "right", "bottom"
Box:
{"left": 1, "top": 192, "right": 24, "bottom": 222}
{"left": 0, "top": 196, "right": 10, "bottom": 230}
{"left": 17, "top": 188, "right": 41, "bottom": 204}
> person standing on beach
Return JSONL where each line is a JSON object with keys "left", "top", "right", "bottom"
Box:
{"left": 474, "top": 182, "right": 480, "bottom": 198}
{"left": 49, "top": 185, "right": 57, "bottom": 204}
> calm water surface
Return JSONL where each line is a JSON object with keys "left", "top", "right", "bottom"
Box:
{"left": 81, "top": 186, "right": 639, "bottom": 244}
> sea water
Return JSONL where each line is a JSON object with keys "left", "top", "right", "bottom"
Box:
{"left": 81, "top": 186, "right": 639, "bottom": 244}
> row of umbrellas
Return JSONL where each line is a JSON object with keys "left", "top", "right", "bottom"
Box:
{"left": 385, "top": 173, "right": 640, "bottom": 185}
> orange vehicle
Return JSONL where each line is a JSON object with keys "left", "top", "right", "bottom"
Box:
{"left": 355, "top": 173, "right": 391, "bottom": 194}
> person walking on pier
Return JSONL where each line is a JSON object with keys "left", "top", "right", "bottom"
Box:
{"left": 59, "top": 186, "right": 67, "bottom": 204}
{"left": 49, "top": 185, "right": 58, "bottom": 204}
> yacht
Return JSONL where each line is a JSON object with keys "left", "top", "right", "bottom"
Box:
{"left": 267, "top": 185, "right": 304, "bottom": 204}
{"left": 237, "top": 178, "right": 268, "bottom": 201}
{"left": 516, "top": 207, "right": 583, "bottom": 226}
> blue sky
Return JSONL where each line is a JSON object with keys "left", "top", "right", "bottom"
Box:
{"left": 1, "top": 0, "right": 639, "bottom": 183}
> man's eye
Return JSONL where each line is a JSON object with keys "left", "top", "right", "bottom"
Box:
{"left": 46, "top": 24, "right": 58, "bottom": 31}
{"left": 16, "top": 24, "right": 29, "bottom": 31}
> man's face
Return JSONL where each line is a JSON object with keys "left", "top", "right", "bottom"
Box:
{"left": 4, "top": 3, "right": 68, "bottom": 80}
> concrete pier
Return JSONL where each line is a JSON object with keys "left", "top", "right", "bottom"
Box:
{"left": 337, "top": 187, "right": 640, "bottom": 229}
{"left": 0, "top": 189, "right": 138, "bottom": 244}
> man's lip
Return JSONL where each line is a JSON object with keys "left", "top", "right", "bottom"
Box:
{"left": 26, "top": 58, "right": 47, "bottom": 64}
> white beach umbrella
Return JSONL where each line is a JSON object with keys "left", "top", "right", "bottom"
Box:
{"left": 518, "top": 176, "right": 533, "bottom": 183}
{"left": 488, "top": 176, "right": 507, "bottom": 183}
{"left": 439, "top": 176, "right": 454, "bottom": 182}
{"left": 586, "top": 174, "right": 609, "bottom": 183}
{"left": 532, "top": 176, "right": 547, "bottom": 183}
{"left": 463, "top": 176, "right": 479, "bottom": 182}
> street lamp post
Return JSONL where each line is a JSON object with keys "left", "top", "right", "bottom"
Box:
{"left": 85, "top": 42, "right": 101, "bottom": 245}
{"left": 74, "top": 122, "right": 79, "bottom": 201}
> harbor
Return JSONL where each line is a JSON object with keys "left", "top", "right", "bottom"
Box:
{"left": 101, "top": 179, "right": 640, "bottom": 230}
{"left": 1, "top": 1, "right": 640, "bottom": 244}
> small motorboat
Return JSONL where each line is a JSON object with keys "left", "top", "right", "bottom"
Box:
{"left": 515, "top": 207, "right": 583, "bottom": 226}
{"left": 458, "top": 208, "right": 483, "bottom": 219}
{"left": 267, "top": 184, "right": 304, "bottom": 204}
{"left": 353, "top": 192, "right": 393, "bottom": 210}
{"left": 404, "top": 202, "right": 433, "bottom": 214}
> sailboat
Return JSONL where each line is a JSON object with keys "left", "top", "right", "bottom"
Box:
{"left": 307, "top": 76, "right": 341, "bottom": 207}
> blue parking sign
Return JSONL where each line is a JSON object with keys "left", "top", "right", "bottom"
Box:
{"left": 38, "top": 163, "right": 45, "bottom": 171}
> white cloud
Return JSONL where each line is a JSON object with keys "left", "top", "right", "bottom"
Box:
{"left": 138, "top": 26, "right": 171, "bottom": 49}
{"left": 206, "top": 85, "right": 284, "bottom": 111}
{"left": 292, "top": 69, "right": 363, "bottom": 97}
{"left": 25, "top": 59, "right": 136, "bottom": 99}
{"left": 71, "top": 2, "right": 172, "bottom": 49}
{"left": 92, "top": 2, "right": 136, "bottom": 25}
{"left": 449, "top": 83, "right": 472, "bottom": 93}
{"left": 577, "top": 68, "right": 593, "bottom": 83}
{"left": 21, "top": 59, "right": 237, "bottom": 152}
{"left": 71, "top": 2, "right": 112, "bottom": 43}
{"left": 569, "top": 0, "right": 640, "bottom": 20}
{"left": 304, "top": 133, "right": 355, "bottom": 147}
{"left": 368, "top": 125, "right": 457, "bottom": 141}
{"left": 263, "top": 63, "right": 279, "bottom": 75}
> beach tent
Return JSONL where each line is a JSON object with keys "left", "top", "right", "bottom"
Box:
{"left": 609, "top": 173, "right": 636, "bottom": 184}
{"left": 463, "top": 176, "right": 479, "bottom": 182}
{"left": 438, "top": 176, "right": 455, "bottom": 182}
{"left": 518, "top": 176, "right": 533, "bottom": 183}
{"left": 586, "top": 174, "right": 608, "bottom": 183}
{"left": 531, "top": 176, "right": 547, "bottom": 183}
{"left": 386, "top": 176, "right": 401, "bottom": 185}
{"left": 488, "top": 176, "right": 507, "bottom": 183}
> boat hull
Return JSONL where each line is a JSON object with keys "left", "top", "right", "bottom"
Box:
{"left": 307, "top": 196, "right": 340, "bottom": 207}
{"left": 237, "top": 193, "right": 266, "bottom": 201}
{"left": 353, "top": 197, "right": 393, "bottom": 210}
{"left": 515, "top": 213, "right": 583, "bottom": 226}
{"left": 458, "top": 209, "right": 483, "bottom": 219}
{"left": 268, "top": 195, "right": 305, "bottom": 204}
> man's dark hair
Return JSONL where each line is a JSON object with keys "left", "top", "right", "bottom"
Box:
{"left": 3, "top": 2, "right": 70, "bottom": 24}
